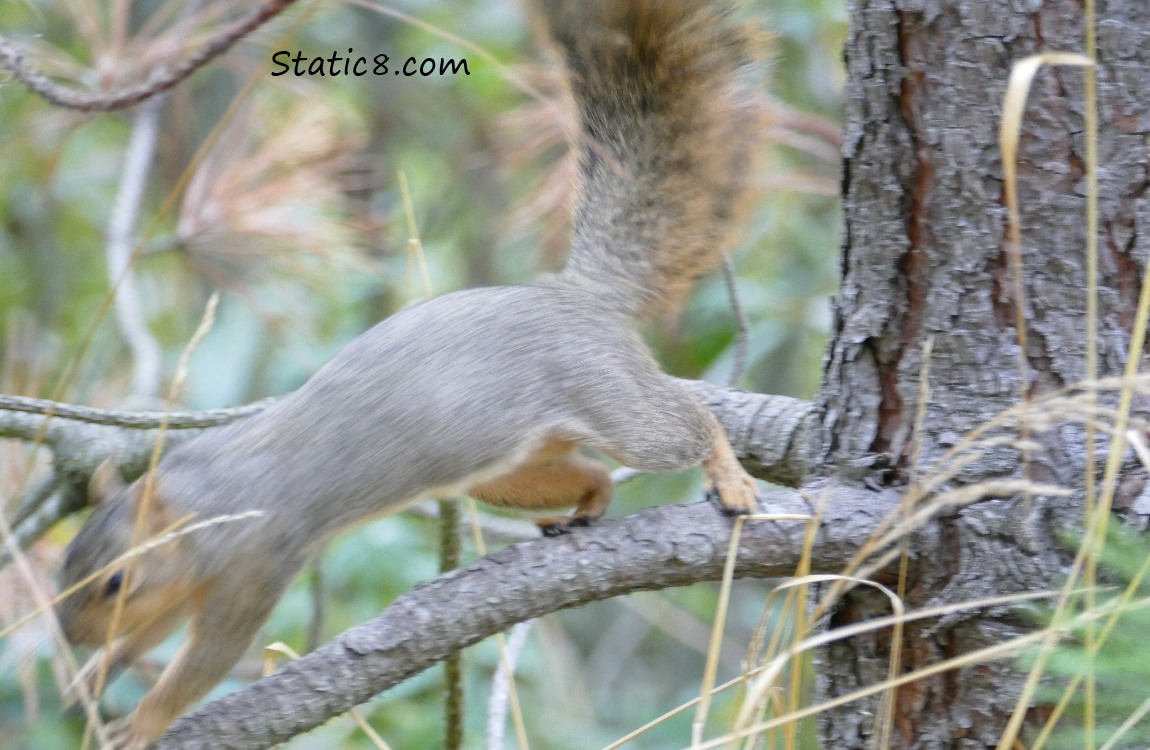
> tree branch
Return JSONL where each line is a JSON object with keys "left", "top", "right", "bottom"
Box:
{"left": 106, "top": 95, "right": 166, "bottom": 398}
{"left": 0, "top": 395, "right": 275, "bottom": 434}
{"left": 153, "top": 483, "right": 902, "bottom": 749}
{"left": 0, "top": 0, "right": 298, "bottom": 113}
{"left": 0, "top": 485, "right": 84, "bottom": 568}
{"left": 0, "top": 383, "right": 813, "bottom": 484}
{"left": 0, "top": 384, "right": 818, "bottom": 566}
{"left": 676, "top": 379, "right": 817, "bottom": 487}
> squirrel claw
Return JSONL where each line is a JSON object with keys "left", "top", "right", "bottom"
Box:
{"left": 537, "top": 514, "right": 597, "bottom": 536}
{"left": 705, "top": 485, "right": 758, "bottom": 517}
{"left": 718, "top": 501, "right": 756, "bottom": 518}
{"left": 537, "top": 520, "right": 571, "bottom": 537}
{"left": 105, "top": 715, "right": 147, "bottom": 750}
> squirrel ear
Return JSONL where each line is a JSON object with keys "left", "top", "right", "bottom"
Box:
{"left": 88, "top": 459, "right": 125, "bottom": 505}
{"left": 129, "top": 480, "right": 175, "bottom": 539}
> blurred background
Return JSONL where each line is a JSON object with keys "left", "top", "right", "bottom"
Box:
{"left": 0, "top": 0, "right": 845, "bottom": 747}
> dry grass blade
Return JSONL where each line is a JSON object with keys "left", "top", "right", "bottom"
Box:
{"left": 999, "top": 69, "right": 1095, "bottom": 737}
{"left": 398, "top": 170, "right": 434, "bottom": 303}
{"left": 599, "top": 587, "right": 1061, "bottom": 750}
{"left": 999, "top": 53, "right": 1091, "bottom": 407}
{"left": 744, "top": 370, "right": 1145, "bottom": 750}
{"left": 1125, "top": 429, "right": 1150, "bottom": 471}
{"left": 1080, "top": 3, "right": 1101, "bottom": 744}
{"left": 693, "top": 508, "right": 816, "bottom": 749}
{"left": 602, "top": 659, "right": 795, "bottom": 750}
{"left": 815, "top": 374, "right": 1150, "bottom": 610}
{"left": 778, "top": 492, "right": 825, "bottom": 750}
{"left": 0, "top": 476, "right": 104, "bottom": 743}
{"left": 698, "top": 592, "right": 1149, "bottom": 750}
{"left": 993, "top": 48, "right": 1150, "bottom": 750}
{"left": 731, "top": 574, "right": 902, "bottom": 741}
{"left": 599, "top": 511, "right": 814, "bottom": 750}
{"left": 1031, "top": 514, "right": 1150, "bottom": 749}
{"left": 691, "top": 517, "right": 744, "bottom": 748}
{"left": 1097, "top": 693, "right": 1150, "bottom": 750}
{"left": 811, "top": 475, "right": 1069, "bottom": 630}
{"left": 90, "top": 292, "right": 218, "bottom": 727}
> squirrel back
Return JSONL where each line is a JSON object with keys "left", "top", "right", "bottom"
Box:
{"left": 544, "top": 0, "right": 761, "bottom": 318}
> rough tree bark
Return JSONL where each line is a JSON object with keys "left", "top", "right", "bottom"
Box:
{"left": 818, "top": 0, "right": 1150, "bottom": 746}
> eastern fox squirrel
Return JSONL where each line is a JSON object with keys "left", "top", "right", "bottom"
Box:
{"left": 56, "top": 1, "right": 763, "bottom": 746}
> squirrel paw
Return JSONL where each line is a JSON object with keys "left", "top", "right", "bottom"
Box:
{"left": 536, "top": 514, "right": 597, "bottom": 537}
{"left": 105, "top": 715, "right": 150, "bottom": 750}
{"left": 537, "top": 518, "right": 571, "bottom": 537}
{"left": 704, "top": 471, "right": 760, "bottom": 517}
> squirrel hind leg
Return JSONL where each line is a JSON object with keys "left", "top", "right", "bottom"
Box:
{"left": 468, "top": 440, "right": 613, "bottom": 535}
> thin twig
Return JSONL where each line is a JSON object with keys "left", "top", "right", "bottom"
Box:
{"left": 0, "top": 0, "right": 299, "bottom": 112}
{"left": 9, "top": 472, "right": 59, "bottom": 527}
{"left": 106, "top": 95, "right": 165, "bottom": 398}
{"left": 440, "top": 500, "right": 464, "bottom": 750}
{"left": 0, "top": 394, "right": 276, "bottom": 429}
{"left": 307, "top": 560, "right": 325, "bottom": 654}
{"left": 721, "top": 254, "right": 750, "bottom": 388}
{"left": 103, "top": 0, "right": 205, "bottom": 400}
{"left": 486, "top": 621, "right": 534, "bottom": 750}
{"left": 408, "top": 501, "right": 538, "bottom": 542}
{"left": 0, "top": 486, "right": 84, "bottom": 569}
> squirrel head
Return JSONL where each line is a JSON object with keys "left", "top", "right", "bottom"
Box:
{"left": 57, "top": 460, "right": 196, "bottom": 646}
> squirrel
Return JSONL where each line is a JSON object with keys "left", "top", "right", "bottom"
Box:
{"left": 56, "top": 1, "right": 763, "bottom": 747}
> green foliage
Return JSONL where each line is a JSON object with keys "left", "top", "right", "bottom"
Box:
{"left": 1035, "top": 527, "right": 1150, "bottom": 750}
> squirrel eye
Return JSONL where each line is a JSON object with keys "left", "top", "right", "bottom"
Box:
{"left": 104, "top": 571, "right": 124, "bottom": 598}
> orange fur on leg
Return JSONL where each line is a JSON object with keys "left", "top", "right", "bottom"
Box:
{"left": 469, "top": 439, "right": 613, "bottom": 535}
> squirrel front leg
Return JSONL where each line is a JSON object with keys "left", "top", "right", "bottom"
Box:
{"left": 106, "top": 583, "right": 280, "bottom": 750}
{"left": 586, "top": 376, "right": 760, "bottom": 518}
{"left": 69, "top": 604, "right": 189, "bottom": 706}
{"left": 699, "top": 413, "right": 759, "bottom": 516}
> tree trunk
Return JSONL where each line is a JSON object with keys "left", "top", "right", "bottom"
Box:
{"left": 818, "top": 0, "right": 1150, "bottom": 746}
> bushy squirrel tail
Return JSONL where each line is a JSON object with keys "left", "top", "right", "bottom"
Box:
{"left": 537, "top": 0, "right": 763, "bottom": 319}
